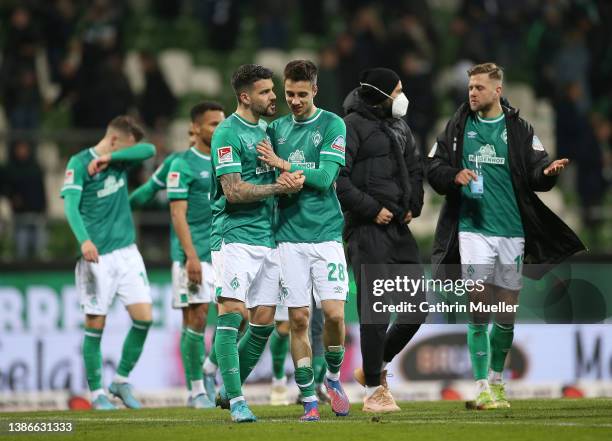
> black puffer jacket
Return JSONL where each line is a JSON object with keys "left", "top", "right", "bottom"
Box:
{"left": 427, "top": 102, "right": 586, "bottom": 279}
{"left": 337, "top": 88, "right": 424, "bottom": 228}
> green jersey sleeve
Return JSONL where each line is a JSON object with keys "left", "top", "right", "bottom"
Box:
{"left": 167, "top": 157, "right": 192, "bottom": 200}
{"left": 151, "top": 153, "right": 176, "bottom": 189}
{"left": 319, "top": 116, "right": 347, "bottom": 166}
{"left": 211, "top": 127, "right": 243, "bottom": 176}
{"left": 60, "top": 156, "right": 87, "bottom": 197}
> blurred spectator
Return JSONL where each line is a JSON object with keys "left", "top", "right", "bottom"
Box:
{"left": 73, "top": 53, "right": 133, "bottom": 129}
{"left": 138, "top": 51, "right": 177, "bottom": 131}
{"left": 553, "top": 28, "right": 591, "bottom": 113}
{"left": 1, "top": 65, "right": 42, "bottom": 131}
{"left": 3, "top": 5, "right": 40, "bottom": 68}
{"left": 42, "top": 0, "right": 78, "bottom": 82}
{"left": 2, "top": 139, "right": 47, "bottom": 259}
{"left": 256, "top": 0, "right": 290, "bottom": 49}
{"left": 298, "top": 0, "right": 325, "bottom": 35}
{"left": 555, "top": 82, "right": 605, "bottom": 227}
{"left": 350, "top": 6, "right": 386, "bottom": 69}
{"left": 202, "top": 0, "right": 241, "bottom": 52}
{"left": 152, "top": 0, "right": 183, "bottom": 20}
{"left": 336, "top": 32, "right": 361, "bottom": 100}
{"left": 451, "top": 0, "right": 497, "bottom": 62}
{"left": 316, "top": 46, "right": 343, "bottom": 115}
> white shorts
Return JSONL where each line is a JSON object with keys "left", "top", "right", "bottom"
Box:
{"left": 459, "top": 232, "right": 525, "bottom": 290}
{"left": 278, "top": 241, "right": 348, "bottom": 307}
{"left": 75, "top": 244, "right": 151, "bottom": 315}
{"left": 211, "top": 250, "right": 223, "bottom": 298}
{"left": 274, "top": 306, "right": 289, "bottom": 322}
{"left": 171, "top": 261, "right": 214, "bottom": 308}
{"left": 219, "top": 242, "right": 282, "bottom": 308}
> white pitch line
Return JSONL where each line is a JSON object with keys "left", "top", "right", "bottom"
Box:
{"left": 1, "top": 417, "right": 611, "bottom": 428}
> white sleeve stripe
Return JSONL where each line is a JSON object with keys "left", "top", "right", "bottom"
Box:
{"left": 215, "top": 163, "right": 242, "bottom": 170}
{"left": 320, "top": 151, "right": 345, "bottom": 160}
{"left": 217, "top": 326, "right": 239, "bottom": 332}
{"left": 152, "top": 175, "right": 165, "bottom": 187}
{"left": 61, "top": 185, "right": 83, "bottom": 191}
{"left": 167, "top": 188, "right": 188, "bottom": 193}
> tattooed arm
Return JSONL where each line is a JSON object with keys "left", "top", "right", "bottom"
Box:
{"left": 220, "top": 172, "right": 304, "bottom": 204}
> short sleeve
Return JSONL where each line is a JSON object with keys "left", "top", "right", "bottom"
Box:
{"left": 211, "top": 127, "right": 243, "bottom": 176}
{"left": 319, "top": 116, "right": 347, "bottom": 166}
{"left": 151, "top": 154, "right": 175, "bottom": 189}
{"left": 167, "top": 157, "right": 192, "bottom": 200}
{"left": 60, "top": 156, "right": 86, "bottom": 197}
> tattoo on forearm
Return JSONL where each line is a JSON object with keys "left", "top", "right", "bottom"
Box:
{"left": 220, "top": 173, "right": 282, "bottom": 203}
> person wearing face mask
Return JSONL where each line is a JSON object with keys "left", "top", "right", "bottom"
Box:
{"left": 337, "top": 67, "right": 425, "bottom": 413}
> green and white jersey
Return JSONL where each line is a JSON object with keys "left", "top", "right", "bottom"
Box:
{"left": 459, "top": 113, "right": 524, "bottom": 237}
{"left": 60, "top": 148, "right": 135, "bottom": 255}
{"left": 167, "top": 147, "right": 213, "bottom": 263}
{"left": 210, "top": 113, "right": 275, "bottom": 248}
{"left": 268, "top": 108, "right": 346, "bottom": 243}
{"left": 150, "top": 152, "right": 179, "bottom": 191}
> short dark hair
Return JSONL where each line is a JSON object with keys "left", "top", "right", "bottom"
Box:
{"left": 231, "top": 64, "right": 274, "bottom": 96}
{"left": 108, "top": 115, "right": 145, "bottom": 142}
{"left": 467, "top": 62, "right": 504, "bottom": 82}
{"left": 190, "top": 101, "right": 224, "bottom": 122}
{"left": 284, "top": 60, "right": 318, "bottom": 84}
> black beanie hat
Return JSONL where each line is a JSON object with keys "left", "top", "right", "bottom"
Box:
{"left": 358, "top": 68, "right": 400, "bottom": 105}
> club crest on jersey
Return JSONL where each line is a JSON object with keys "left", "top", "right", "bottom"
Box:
{"left": 64, "top": 169, "right": 74, "bottom": 184}
{"left": 167, "top": 172, "right": 180, "bottom": 188}
{"left": 501, "top": 128, "right": 507, "bottom": 144}
{"left": 217, "top": 146, "right": 233, "bottom": 163}
{"left": 467, "top": 131, "right": 477, "bottom": 139}
{"left": 331, "top": 135, "right": 346, "bottom": 153}
{"left": 311, "top": 130, "right": 322, "bottom": 147}
{"left": 277, "top": 137, "right": 286, "bottom": 145}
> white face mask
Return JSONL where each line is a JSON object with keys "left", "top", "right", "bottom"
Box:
{"left": 360, "top": 82, "right": 409, "bottom": 118}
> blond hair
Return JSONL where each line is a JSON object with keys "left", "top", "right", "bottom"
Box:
{"left": 467, "top": 63, "right": 504, "bottom": 82}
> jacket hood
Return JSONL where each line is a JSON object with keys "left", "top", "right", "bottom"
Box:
{"left": 343, "top": 87, "right": 363, "bottom": 116}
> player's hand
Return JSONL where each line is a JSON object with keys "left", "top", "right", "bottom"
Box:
{"left": 544, "top": 158, "right": 569, "bottom": 176}
{"left": 88, "top": 154, "right": 111, "bottom": 176}
{"left": 81, "top": 240, "right": 99, "bottom": 263}
{"left": 257, "top": 141, "right": 289, "bottom": 171}
{"left": 185, "top": 256, "right": 202, "bottom": 286}
{"left": 277, "top": 170, "right": 304, "bottom": 193}
{"left": 375, "top": 207, "right": 394, "bottom": 225}
{"left": 403, "top": 210, "right": 413, "bottom": 224}
{"left": 454, "top": 168, "right": 478, "bottom": 186}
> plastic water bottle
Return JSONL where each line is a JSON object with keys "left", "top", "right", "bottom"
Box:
{"left": 469, "top": 158, "right": 484, "bottom": 198}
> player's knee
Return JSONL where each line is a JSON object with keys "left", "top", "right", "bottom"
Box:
{"left": 289, "top": 310, "right": 309, "bottom": 333}
{"left": 324, "top": 309, "right": 345, "bottom": 328}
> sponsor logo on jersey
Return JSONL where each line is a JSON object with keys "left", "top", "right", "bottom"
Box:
{"left": 97, "top": 175, "right": 125, "bottom": 198}
{"left": 468, "top": 144, "right": 505, "bottom": 165}
{"left": 501, "top": 128, "right": 507, "bottom": 144}
{"left": 217, "top": 147, "right": 233, "bottom": 163}
{"left": 311, "top": 130, "right": 322, "bottom": 147}
{"left": 64, "top": 169, "right": 74, "bottom": 184}
{"left": 331, "top": 135, "right": 346, "bottom": 153}
{"left": 277, "top": 137, "right": 287, "bottom": 145}
{"left": 256, "top": 163, "right": 274, "bottom": 174}
{"left": 532, "top": 135, "right": 544, "bottom": 151}
{"left": 167, "top": 172, "right": 180, "bottom": 188}
{"left": 467, "top": 131, "right": 478, "bottom": 139}
{"left": 287, "top": 149, "right": 316, "bottom": 168}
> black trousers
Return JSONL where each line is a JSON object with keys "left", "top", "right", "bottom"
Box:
{"left": 346, "top": 221, "right": 424, "bottom": 387}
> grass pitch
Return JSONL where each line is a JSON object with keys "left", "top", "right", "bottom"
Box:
{"left": 1, "top": 399, "right": 611, "bottom": 441}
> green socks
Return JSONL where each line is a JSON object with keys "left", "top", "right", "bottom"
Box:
{"left": 215, "top": 313, "right": 243, "bottom": 400}
{"left": 116, "top": 320, "right": 152, "bottom": 378}
{"left": 467, "top": 323, "right": 490, "bottom": 380}
{"left": 238, "top": 323, "right": 274, "bottom": 383}
{"left": 490, "top": 323, "right": 514, "bottom": 373}
{"left": 324, "top": 345, "right": 345, "bottom": 380}
{"left": 295, "top": 361, "right": 316, "bottom": 400}
{"left": 83, "top": 327, "right": 103, "bottom": 391}
{"left": 269, "top": 329, "right": 289, "bottom": 380}
{"left": 313, "top": 355, "right": 327, "bottom": 385}
{"left": 186, "top": 327, "right": 206, "bottom": 382}
{"left": 180, "top": 328, "right": 192, "bottom": 391}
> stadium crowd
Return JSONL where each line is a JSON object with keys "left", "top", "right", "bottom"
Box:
{"left": 0, "top": 0, "right": 610, "bottom": 260}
